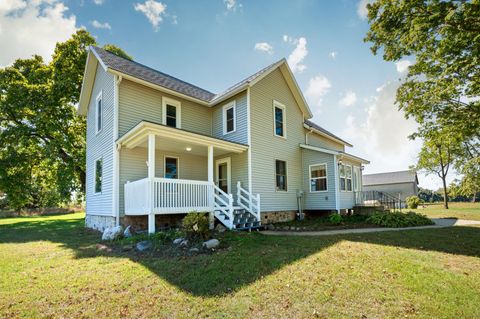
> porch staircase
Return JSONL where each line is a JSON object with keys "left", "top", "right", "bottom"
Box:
{"left": 213, "top": 182, "right": 261, "bottom": 230}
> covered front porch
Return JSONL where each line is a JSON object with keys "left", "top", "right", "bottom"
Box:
{"left": 117, "top": 121, "right": 260, "bottom": 233}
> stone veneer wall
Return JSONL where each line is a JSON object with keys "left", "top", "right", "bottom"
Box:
{"left": 261, "top": 211, "right": 297, "bottom": 224}
{"left": 122, "top": 214, "right": 186, "bottom": 231}
{"left": 85, "top": 215, "right": 116, "bottom": 232}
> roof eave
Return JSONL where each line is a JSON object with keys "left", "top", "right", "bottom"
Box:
{"left": 303, "top": 123, "right": 353, "bottom": 147}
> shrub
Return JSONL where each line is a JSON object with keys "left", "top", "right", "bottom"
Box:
{"left": 366, "top": 211, "right": 434, "bottom": 228}
{"left": 328, "top": 213, "right": 343, "bottom": 225}
{"left": 406, "top": 195, "right": 421, "bottom": 209}
{"left": 182, "top": 212, "right": 210, "bottom": 240}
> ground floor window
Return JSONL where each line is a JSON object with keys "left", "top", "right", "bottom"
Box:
{"left": 275, "top": 160, "right": 287, "bottom": 191}
{"left": 339, "top": 164, "right": 352, "bottom": 191}
{"left": 164, "top": 157, "right": 178, "bottom": 179}
{"left": 95, "top": 158, "right": 102, "bottom": 193}
{"left": 310, "top": 163, "right": 327, "bottom": 192}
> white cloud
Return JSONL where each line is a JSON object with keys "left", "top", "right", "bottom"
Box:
{"left": 329, "top": 51, "right": 337, "bottom": 59}
{"left": 254, "top": 42, "right": 273, "bottom": 55}
{"left": 285, "top": 36, "right": 308, "bottom": 73}
{"left": 134, "top": 0, "right": 167, "bottom": 31}
{"left": 339, "top": 91, "right": 357, "bottom": 107}
{"left": 93, "top": 0, "right": 104, "bottom": 5}
{"left": 340, "top": 80, "right": 426, "bottom": 185}
{"left": 171, "top": 14, "right": 178, "bottom": 25}
{"left": 0, "top": 0, "right": 77, "bottom": 67}
{"left": 357, "top": 0, "right": 374, "bottom": 20}
{"left": 90, "top": 20, "right": 111, "bottom": 29}
{"left": 224, "top": 0, "right": 242, "bottom": 12}
{"left": 395, "top": 60, "right": 412, "bottom": 73}
{"left": 305, "top": 75, "right": 332, "bottom": 109}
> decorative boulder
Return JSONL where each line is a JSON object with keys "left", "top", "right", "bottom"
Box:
{"left": 202, "top": 239, "right": 220, "bottom": 249}
{"left": 179, "top": 239, "right": 189, "bottom": 247}
{"left": 123, "top": 225, "right": 135, "bottom": 238}
{"left": 189, "top": 247, "right": 199, "bottom": 253}
{"left": 173, "top": 238, "right": 184, "bottom": 245}
{"left": 102, "top": 226, "right": 123, "bottom": 241}
{"left": 136, "top": 240, "right": 153, "bottom": 252}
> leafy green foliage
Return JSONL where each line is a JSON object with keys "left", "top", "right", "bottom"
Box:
{"left": 328, "top": 213, "right": 343, "bottom": 225}
{"left": 366, "top": 211, "right": 434, "bottom": 228}
{"left": 406, "top": 195, "right": 421, "bottom": 209}
{"left": 182, "top": 212, "right": 210, "bottom": 240}
{"left": 118, "top": 228, "right": 184, "bottom": 246}
{"left": 0, "top": 30, "right": 130, "bottom": 209}
{"left": 103, "top": 44, "right": 133, "bottom": 60}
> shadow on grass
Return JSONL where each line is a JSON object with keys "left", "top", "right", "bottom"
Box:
{"left": 1, "top": 214, "right": 480, "bottom": 297}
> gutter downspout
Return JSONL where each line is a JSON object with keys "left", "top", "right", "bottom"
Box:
{"left": 113, "top": 75, "right": 122, "bottom": 226}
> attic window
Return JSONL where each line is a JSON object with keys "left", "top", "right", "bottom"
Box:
{"left": 273, "top": 101, "right": 286, "bottom": 138}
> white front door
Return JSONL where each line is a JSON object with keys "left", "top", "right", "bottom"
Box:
{"left": 215, "top": 157, "right": 231, "bottom": 194}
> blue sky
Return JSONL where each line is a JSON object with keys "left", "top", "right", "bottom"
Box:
{"left": 0, "top": 0, "right": 454, "bottom": 189}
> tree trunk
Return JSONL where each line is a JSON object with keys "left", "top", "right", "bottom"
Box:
{"left": 473, "top": 193, "right": 477, "bottom": 203}
{"left": 441, "top": 174, "right": 449, "bottom": 209}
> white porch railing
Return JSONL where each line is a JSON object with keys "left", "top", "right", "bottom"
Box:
{"left": 124, "top": 177, "right": 213, "bottom": 215}
{"left": 237, "top": 181, "right": 261, "bottom": 222}
{"left": 212, "top": 183, "right": 234, "bottom": 229}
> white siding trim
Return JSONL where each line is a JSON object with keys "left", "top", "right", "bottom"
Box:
{"left": 309, "top": 163, "right": 328, "bottom": 193}
{"left": 162, "top": 96, "right": 182, "bottom": 129}
{"left": 273, "top": 100, "right": 287, "bottom": 139}
{"left": 222, "top": 101, "right": 236, "bottom": 135}
{"left": 247, "top": 87, "right": 252, "bottom": 192}
{"left": 112, "top": 76, "right": 120, "bottom": 224}
{"left": 334, "top": 155, "right": 340, "bottom": 213}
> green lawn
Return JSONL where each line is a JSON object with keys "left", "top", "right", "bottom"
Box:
{"left": 1, "top": 213, "right": 480, "bottom": 318}
{"left": 413, "top": 202, "right": 480, "bottom": 221}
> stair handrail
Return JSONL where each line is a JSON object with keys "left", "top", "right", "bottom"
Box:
{"left": 237, "top": 181, "right": 261, "bottom": 221}
{"left": 212, "top": 183, "right": 234, "bottom": 228}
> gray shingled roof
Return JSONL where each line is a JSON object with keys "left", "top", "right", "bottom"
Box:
{"left": 363, "top": 170, "right": 418, "bottom": 186}
{"left": 92, "top": 46, "right": 216, "bottom": 102}
{"left": 304, "top": 119, "right": 352, "bottom": 146}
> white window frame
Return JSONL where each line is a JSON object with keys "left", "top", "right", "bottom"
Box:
{"left": 353, "top": 166, "right": 361, "bottom": 192}
{"left": 215, "top": 157, "right": 231, "bottom": 193}
{"left": 162, "top": 97, "right": 182, "bottom": 129}
{"left": 309, "top": 163, "right": 328, "bottom": 193}
{"left": 273, "top": 100, "right": 286, "bottom": 139}
{"left": 274, "top": 159, "right": 288, "bottom": 192}
{"left": 222, "top": 101, "right": 236, "bottom": 135}
{"left": 339, "top": 164, "right": 353, "bottom": 192}
{"left": 94, "top": 157, "right": 103, "bottom": 195}
{"left": 95, "top": 91, "right": 103, "bottom": 134}
{"left": 164, "top": 155, "right": 180, "bottom": 179}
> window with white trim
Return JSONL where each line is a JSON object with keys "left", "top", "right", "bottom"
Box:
{"left": 275, "top": 159, "right": 287, "bottom": 191}
{"left": 164, "top": 157, "right": 178, "bottom": 179}
{"left": 162, "top": 97, "right": 181, "bottom": 128}
{"left": 273, "top": 101, "right": 286, "bottom": 138}
{"left": 223, "top": 101, "right": 236, "bottom": 134}
{"left": 95, "top": 91, "right": 103, "bottom": 134}
{"left": 94, "top": 158, "right": 102, "bottom": 193}
{"left": 339, "top": 164, "right": 352, "bottom": 191}
{"left": 310, "top": 163, "right": 327, "bottom": 192}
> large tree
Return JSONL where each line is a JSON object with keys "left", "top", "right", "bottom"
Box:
{"left": 0, "top": 30, "right": 129, "bottom": 209}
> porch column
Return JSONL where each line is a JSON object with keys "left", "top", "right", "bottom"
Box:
{"left": 207, "top": 145, "right": 214, "bottom": 229}
{"left": 148, "top": 134, "right": 156, "bottom": 234}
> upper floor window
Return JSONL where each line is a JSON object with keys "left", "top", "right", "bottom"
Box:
{"left": 222, "top": 101, "right": 236, "bottom": 135}
{"left": 275, "top": 159, "right": 287, "bottom": 191}
{"left": 96, "top": 91, "right": 103, "bottom": 134}
{"left": 310, "top": 163, "right": 327, "bottom": 192}
{"left": 95, "top": 158, "right": 102, "bottom": 193}
{"left": 164, "top": 156, "right": 178, "bottom": 179}
{"left": 273, "top": 100, "right": 286, "bottom": 138}
{"left": 162, "top": 97, "right": 181, "bottom": 128}
{"left": 339, "top": 164, "right": 352, "bottom": 191}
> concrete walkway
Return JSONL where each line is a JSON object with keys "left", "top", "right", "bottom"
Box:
{"left": 261, "top": 218, "right": 480, "bottom": 237}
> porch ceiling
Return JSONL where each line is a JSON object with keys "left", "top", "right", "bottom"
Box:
{"left": 117, "top": 121, "right": 249, "bottom": 155}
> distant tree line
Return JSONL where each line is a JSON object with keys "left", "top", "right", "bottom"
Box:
{"left": 418, "top": 186, "right": 478, "bottom": 204}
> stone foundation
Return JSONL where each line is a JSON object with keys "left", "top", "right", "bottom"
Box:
{"left": 261, "top": 211, "right": 297, "bottom": 224}
{"left": 122, "top": 214, "right": 186, "bottom": 231}
{"left": 85, "top": 215, "right": 116, "bottom": 232}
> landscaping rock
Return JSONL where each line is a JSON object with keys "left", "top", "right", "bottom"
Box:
{"left": 173, "top": 237, "right": 184, "bottom": 245}
{"left": 122, "top": 244, "right": 134, "bottom": 251}
{"left": 102, "top": 226, "right": 123, "bottom": 241}
{"left": 265, "top": 224, "right": 275, "bottom": 230}
{"left": 215, "top": 224, "right": 227, "bottom": 233}
{"left": 203, "top": 239, "right": 220, "bottom": 249}
{"left": 136, "top": 240, "right": 153, "bottom": 252}
{"left": 123, "top": 225, "right": 135, "bottom": 238}
{"left": 189, "top": 247, "right": 199, "bottom": 253}
{"left": 179, "top": 239, "right": 189, "bottom": 247}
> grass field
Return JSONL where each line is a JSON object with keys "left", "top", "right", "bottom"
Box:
{"left": 413, "top": 202, "right": 480, "bottom": 221}
{"left": 1, "top": 212, "right": 480, "bottom": 318}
